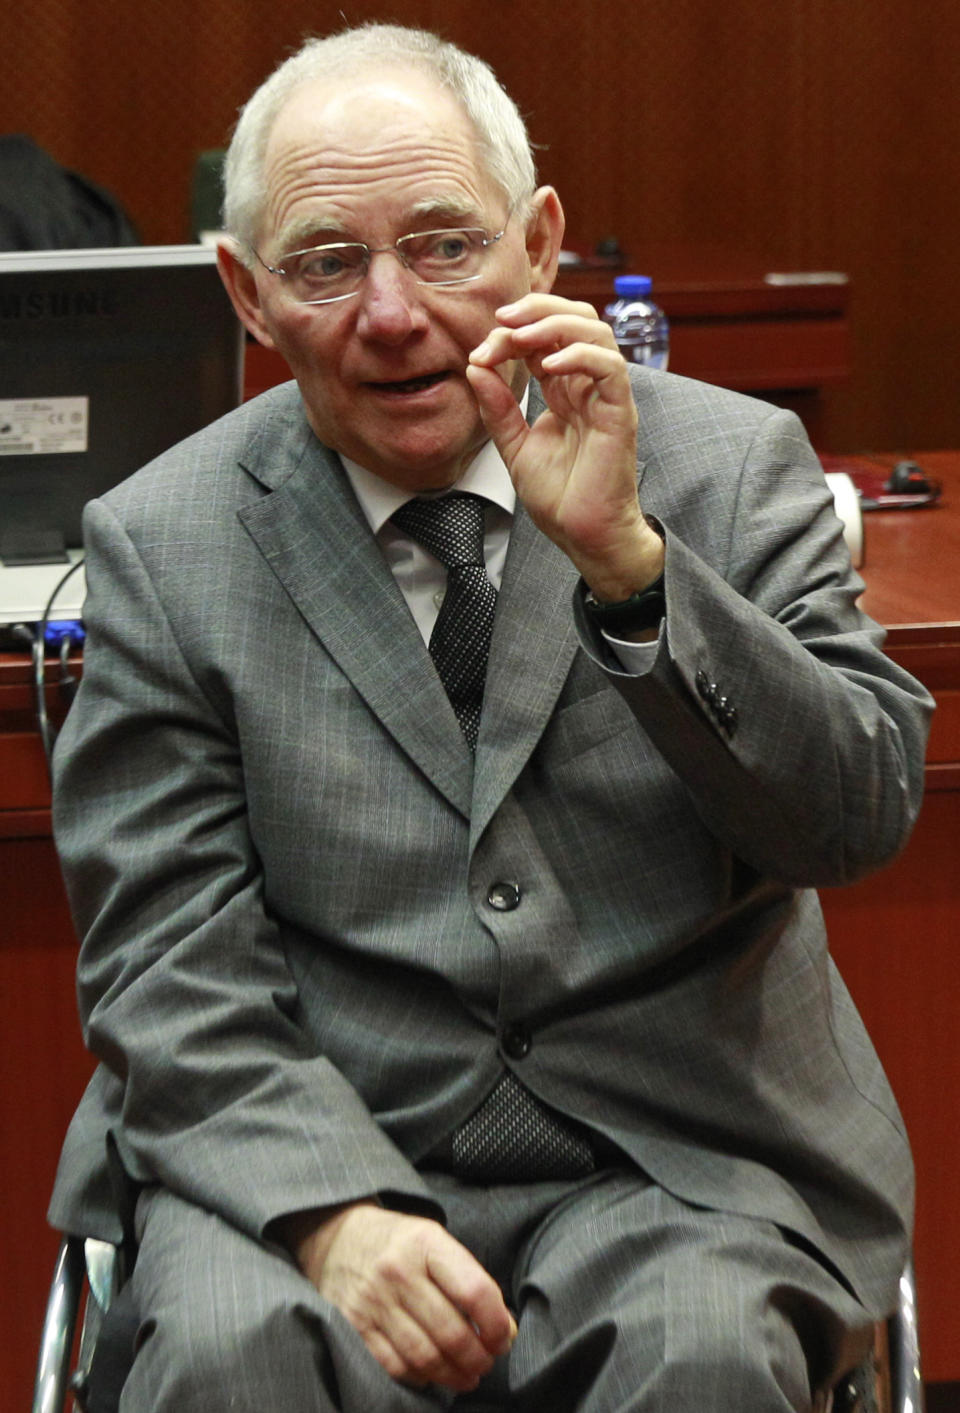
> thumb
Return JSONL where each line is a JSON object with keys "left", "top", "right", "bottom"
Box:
{"left": 465, "top": 363, "right": 529, "bottom": 469}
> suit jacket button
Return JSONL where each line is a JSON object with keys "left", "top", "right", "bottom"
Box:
{"left": 697, "top": 672, "right": 720, "bottom": 706}
{"left": 502, "top": 1023, "right": 532, "bottom": 1059}
{"left": 488, "top": 881, "right": 521, "bottom": 911}
{"left": 719, "top": 701, "right": 738, "bottom": 734}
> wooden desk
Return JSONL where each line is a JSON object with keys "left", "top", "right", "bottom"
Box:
{"left": 0, "top": 656, "right": 91, "bottom": 1410}
{"left": 1, "top": 452, "right": 957, "bottom": 1401}
{"left": 817, "top": 452, "right": 960, "bottom": 1384}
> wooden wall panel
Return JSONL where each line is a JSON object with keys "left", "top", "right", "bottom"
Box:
{"left": 2, "top": 0, "right": 959, "bottom": 451}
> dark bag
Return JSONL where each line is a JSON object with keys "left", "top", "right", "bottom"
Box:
{"left": 0, "top": 134, "right": 138, "bottom": 250}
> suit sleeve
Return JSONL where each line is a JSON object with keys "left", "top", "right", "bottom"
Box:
{"left": 52, "top": 498, "right": 440, "bottom": 1240}
{"left": 574, "top": 399, "right": 934, "bottom": 887}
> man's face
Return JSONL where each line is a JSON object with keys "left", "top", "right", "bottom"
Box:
{"left": 226, "top": 68, "right": 560, "bottom": 492}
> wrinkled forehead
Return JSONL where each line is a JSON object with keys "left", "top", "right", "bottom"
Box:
{"left": 259, "top": 68, "right": 500, "bottom": 247}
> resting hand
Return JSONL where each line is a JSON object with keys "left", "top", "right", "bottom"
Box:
{"left": 279, "top": 1201, "right": 516, "bottom": 1392}
{"left": 466, "top": 293, "right": 663, "bottom": 600}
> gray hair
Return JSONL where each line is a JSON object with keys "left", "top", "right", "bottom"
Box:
{"left": 222, "top": 24, "right": 538, "bottom": 257}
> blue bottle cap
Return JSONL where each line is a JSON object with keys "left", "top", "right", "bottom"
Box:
{"left": 613, "top": 274, "right": 653, "bottom": 297}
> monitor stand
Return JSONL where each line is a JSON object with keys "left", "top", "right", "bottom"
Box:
{"left": 0, "top": 528, "right": 70, "bottom": 567}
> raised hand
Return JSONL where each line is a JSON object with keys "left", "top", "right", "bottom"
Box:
{"left": 466, "top": 293, "right": 663, "bottom": 600}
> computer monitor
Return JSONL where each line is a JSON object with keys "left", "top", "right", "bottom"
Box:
{"left": 0, "top": 244, "right": 244, "bottom": 569}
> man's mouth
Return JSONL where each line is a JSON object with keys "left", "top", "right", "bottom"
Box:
{"left": 368, "top": 371, "right": 451, "bottom": 395}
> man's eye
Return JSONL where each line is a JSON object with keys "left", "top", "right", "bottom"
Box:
{"left": 405, "top": 231, "right": 476, "bottom": 265}
{"left": 430, "top": 234, "right": 470, "bottom": 261}
{"left": 293, "top": 247, "right": 365, "bottom": 282}
{"left": 300, "top": 252, "right": 348, "bottom": 279}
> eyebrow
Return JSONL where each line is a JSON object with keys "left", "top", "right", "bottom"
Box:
{"left": 273, "top": 196, "right": 488, "bottom": 256}
{"left": 273, "top": 215, "right": 353, "bottom": 255}
{"left": 406, "top": 195, "right": 484, "bottom": 225}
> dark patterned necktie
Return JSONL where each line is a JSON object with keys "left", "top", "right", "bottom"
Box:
{"left": 391, "top": 492, "right": 497, "bottom": 750}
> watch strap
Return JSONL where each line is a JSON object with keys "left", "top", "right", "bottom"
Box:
{"left": 583, "top": 574, "right": 666, "bottom": 633}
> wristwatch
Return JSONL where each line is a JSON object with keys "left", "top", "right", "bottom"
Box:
{"left": 583, "top": 574, "right": 666, "bottom": 634}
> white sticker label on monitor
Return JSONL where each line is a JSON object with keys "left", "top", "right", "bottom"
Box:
{"left": 0, "top": 396, "right": 89, "bottom": 456}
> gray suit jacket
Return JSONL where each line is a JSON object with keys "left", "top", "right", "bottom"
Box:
{"left": 50, "top": 370, "right": 932, "bottom": 1318}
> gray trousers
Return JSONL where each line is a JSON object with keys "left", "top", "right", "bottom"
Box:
{"left": 121, "top": 1168, "right": 873, "bottom": 1412}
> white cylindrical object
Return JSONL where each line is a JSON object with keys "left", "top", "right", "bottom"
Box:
{"left": 824, "top": 471, "right": 864, "bottom": 568}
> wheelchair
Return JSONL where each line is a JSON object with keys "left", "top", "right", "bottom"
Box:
{"left": 33, "top": 1231, "right": 925, "bottom": 1413}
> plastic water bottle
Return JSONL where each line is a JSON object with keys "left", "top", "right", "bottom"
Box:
{"left": 603, "top": 275, "right": 670, "bottom": 370}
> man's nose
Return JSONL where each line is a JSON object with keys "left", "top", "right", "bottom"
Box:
{"left": 355, "top": 250, "right": 429, "bottom": 343}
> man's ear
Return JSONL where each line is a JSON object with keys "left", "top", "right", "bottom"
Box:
{"left": 216, "top": 240, "right": 277, "bottom": 350}
{"left": 525, "top": 187, "right": 565, "bottom": 294}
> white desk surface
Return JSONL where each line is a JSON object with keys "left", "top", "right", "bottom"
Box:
{"left": 0, "top": 551, "right": 86, "bottom": 625}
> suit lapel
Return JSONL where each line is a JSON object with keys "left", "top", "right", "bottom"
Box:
{"left": 470, "top": 379, "right": 582, "bottom": 842}
{"left": 237, "top": 425, "right": 474, "bottom": 817}
{"left": 471, "top": 504, "right": 581, "bottom": 847}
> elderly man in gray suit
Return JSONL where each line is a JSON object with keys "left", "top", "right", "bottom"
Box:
{"left": 49, "top": 22, "right": 932, "bottom": 1413}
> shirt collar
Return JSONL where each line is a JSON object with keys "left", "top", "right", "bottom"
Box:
{"left": 340, "top": 388, "right": 525, "bottom": 536}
